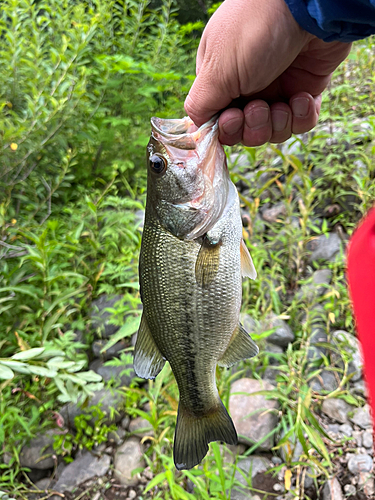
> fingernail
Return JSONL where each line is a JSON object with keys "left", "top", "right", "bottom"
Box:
{"left": 246, "top": 107, "right": 269, "bottom": 130}
{"left": 291, "top": 97, "right": 309, "bottom": 118}
{"left": 272, "top": 110, "right": 289, "bottom": 132}
{"left": 222, "top": 118, "right": 242, "bottom": 136}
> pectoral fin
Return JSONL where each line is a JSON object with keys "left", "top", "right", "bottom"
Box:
{"left": 218, "top": 323, "right": 259, "bottom": 368}
{"left": 134, "top": 313, "right": 165, "bottom": 379}
{"left": 195, "top": 238, "right": 221, "bottom": 288}
{"left": 240, "top": 239, "right": 257, "bottom": 280}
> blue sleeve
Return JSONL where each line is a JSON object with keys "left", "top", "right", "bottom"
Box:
{"left": 284, "top": 0, "right": 375, "bottom": 42}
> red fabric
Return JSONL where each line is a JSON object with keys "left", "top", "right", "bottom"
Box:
{"left": 347, "top": 207, "right": 375, "bottom": 428}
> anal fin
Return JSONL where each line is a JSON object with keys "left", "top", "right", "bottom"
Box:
{"left": 218, "top": 323, "right": 259, "bottom": 368}
{"left": 134, "top": 313, "right": 165, "bottom": 379}
{"left": 241, "top": 239, "right": 257, "bottom": 280}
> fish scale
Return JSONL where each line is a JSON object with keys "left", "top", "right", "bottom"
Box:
{"left": 134, "top": 116, "right": 258, "bottom": 470}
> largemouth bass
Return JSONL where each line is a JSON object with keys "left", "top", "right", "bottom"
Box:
{"left": 134, "top": 116, "right": 258, "bottom": 470}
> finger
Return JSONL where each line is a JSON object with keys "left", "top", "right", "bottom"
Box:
{"left": 242, "top": 100, "right": 272, "bottom": 147}
{"left": 290, "top": 92, "right": 321, "bottom": 135}
{"left": 218, "top": 108, "right": 244, "bottom": 146}
{"left": 270, "top": 103, "right": 292, "bottom": 143}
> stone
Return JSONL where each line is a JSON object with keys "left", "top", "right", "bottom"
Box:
{"left": 90, "top": 294, "right": 123, "bottom": 338}
{"left": 89, "top": 359, "right": 135, "bottom": 387}
{"left": 321, "top": 398, "right": 354, "bottom": 424}
{"left": 35, "top": 477, "right": 51, "bottom": 490}
{"left": 358, "top": 472, "right": 375, "bottom": 497}
{"left": 279, "top": 431, "right": 303, "bottom": 462}
{"left": 108, "top": 427, "right": 126, "bottom": 445}
{"left": 233, "top": 456, "right": 270, "bottom": 493}
{"left": 326, "top": 424, "right": 341, "bottom": 435}
{"left": 114, "top": 437, "right": 145, "bottom": 486}
{"left": 307, "top": 327, "right": 328, "bottom": 360}
{"left": 344, "top": 484, "right": 356, "bottom": 496}
{"left": 261, "top": 313, "right": 295, "bottom": 348}
{"left": 229, "top": 378, "right": 279, "bottom": 450}
{"left": 350, "top": 404, "right": 372, "bottom": 429}
{"left": 261, "top": 203, "right": 287, "bottom": 223}
{"left": 20, "top": 430, "right": 59, "bottom": 470}
{"left": 240, "top": 313, "right": 257, "bottom": 334}
{"left": 60, "top": 388, "right": 124, "bottom": 429}
{"left": 347, "top": 454, "right": 373, "bottom": 474}
{"left": 297, "top": 269, "right": 332, "bottom": 301}
{"left": 322, "top": 477, "right": 344, "bottom": 500}
{"left": 264, "top": 343, "right": 284, "bottom": 364}
{"left": 121, "top": 416, "right": 130, "bottom": 430}
{"left": 352, "top": 431, "right": 362, "bottom": 447}
{"left": 363, "top": 430, "right": 373, "bottom": 449}
{"left": 309, "top": 370, "right": 339, "bottom": 392}
{"left": 339, "top": 424, "right": 353, "bottom": 437}
{"left": 129, "top": 417, "right": 154, "bottom": 438}
{"left": 308, "top": 233, "right": 342, "bottom": 262}
{"left": 332, "top": 330, "right": 363, "bottom": 382}
{"left": 53, "top": 452, "right": 110, "bottom": 493}
{"left": 92, "top": 339, "right": 127, "bottom": 360}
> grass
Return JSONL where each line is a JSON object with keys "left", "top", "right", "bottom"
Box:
{"left": 0, "top": 22, "right": 374, "bottom": 500}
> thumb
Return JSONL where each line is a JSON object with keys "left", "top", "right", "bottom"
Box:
{"left": 184, "top": 68, "right": 234, "bottom": 127}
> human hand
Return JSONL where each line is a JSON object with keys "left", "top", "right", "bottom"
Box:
{"left": 184, "top": 0, "right": 351, "bottom": 146}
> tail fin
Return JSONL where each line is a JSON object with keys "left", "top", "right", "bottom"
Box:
{"left": 173, "top": 400, "right": 237, "bottom": 470}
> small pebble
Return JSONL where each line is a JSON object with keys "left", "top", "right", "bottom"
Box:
{"left": 352, "top": 431, "right": 362, "bottom": 447}
{"left": 273, "top": 483, "right": 283, "bottom": 491}
{"left": 347, "top": 454, "right": 373, "bottom": 474}
{"left": 128, "top": 490, "right": 137, "bottom": 499}
{"left": 92, "top": 492, "right": 101, "bottom": 500}
{"left": 344, "top": 484, "right": 356, "bottom": 495}
{"left": 339, "top": 424, "right": 353, "bottom": 437}
{"left": 363, "top": 430, "right": 374, "bottom": 449}
{"left": 272, "top": 456, "right": 283, "bottom": 465}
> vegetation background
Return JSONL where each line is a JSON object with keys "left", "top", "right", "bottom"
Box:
{"left": 0, "top": 0, "right": 374, "bottom": 499}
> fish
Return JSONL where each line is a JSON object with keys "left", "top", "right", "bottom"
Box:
{"left": 134, "top": 115, "right": 258, "bottom": 470}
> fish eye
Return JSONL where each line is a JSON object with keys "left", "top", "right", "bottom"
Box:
{"left": 150, "top": 154, "right": 167, "bottom": 175}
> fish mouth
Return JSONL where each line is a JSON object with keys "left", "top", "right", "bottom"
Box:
{"left": 150, "top": 115, "right": 219, "bottom": 150}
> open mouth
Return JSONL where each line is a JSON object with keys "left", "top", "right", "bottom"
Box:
{"left": 151, "top": 116, "right": 218, "bottom": 150}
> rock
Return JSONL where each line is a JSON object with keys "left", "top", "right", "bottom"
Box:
{"left": 90, "top": 294, "right": 123, "bottom": 338}
{"left": 229, "top": 378, "right": 279, "bottom": 450}
{"left": 332, "top": 330, "right": 363, "bottom": 382}
{"left": 350, "top": 404, "right": 372, "bottom": 429}
{"left": 358, "top": 472, "right": 375, "bottom": 497}
{"left": 89, "top": 359, "right": 135, "bottom": 387}
{"left": 92, "top": 339, "right": 127, "bottom": 360}
{"left": 363, "top": 430, "right": 373, "bottom": 449}
{"left": 321, "top": 398, "right": 354, "bottom": 424}
{"left": 279, "top": 431, "right": 303, "bottom": 462}
{"left": 264, "top": 343, "right": 284, "bottom": 364}
{"left": 339, "top": 424, "right": 353, "bottom": 437}
{"left": 297, "top": 269, "right": 332, "bottom": 301}
{"left": 20, "top": 430, "right": 59, "bottom": 470}
{"left": 352, "top": 379, "right": 368, "bottom": 396}
{"left": 322, "top": 477, "right": 344, "bottom": 500}
{"left": 53, "top": 452, "right": 110, "bottom": 493}
{"left": 308, "top": 233, "right": 342, "bottom": 262}
{"left": 240, "top": 314, "right": 257, "bottom": 334}
{"left": 344, "top": 484, "right": 356, "bottom": 496}
{"left": 326, "top": 424, "right": 341, "bottom": 435}
{"left": 35, "top": 477, "right": 51, "bottom": 490}
{"left": 107, "top": 427, "right": 126, "bottom": 445}
{"left": 352, "top": 431, "right": 363, "bottom": 447}
{"left": 261, "top": 313, "right": 295, "bottom": 348}
{"left": 60, "top": 388, "right": 124, "bottom": 429}
{"left": 128, "top": 417, "right": 154, "bottom": 438}
{"left": 261, "top": 203, "right": 287, "bottom": 223}
{"left": 114, "top": 437, "right": 145, "bottom": 486}
{"left": 307, "top": 327, "right": 328, "bottom": 360}
{"left": 347, "top": 454, "right": 373, "bottom": 474}
{"left": 309, "top": 370, "right": 338, "bottom": 392}
{"left": 121, "top": 416, "right": 130, "bottom": 430}
{"left": 233, "top": 456, "right": 270, "bottom": 488}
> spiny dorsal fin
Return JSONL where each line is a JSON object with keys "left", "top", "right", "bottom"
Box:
{"left": 133, "top": 313, "right": 165, "bottom": 379}
{"left": 195, "top": 239, "right": 221, "bottom": 288}
{"left": 218, "top": 322, "right": 259, "bottom": 368}
{"left": 240, "top": 239, "right": 257, "bottom": 280}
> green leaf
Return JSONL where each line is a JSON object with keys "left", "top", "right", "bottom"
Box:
{"left": 12, "top": 347, "right": 45, "bottom": 360}
{"left": 0, "top": 364, "right": 14, "bottom": 380}
{"left": 101, "top": 315, "right": 141, "bottom": 352}
{"left": 144, "top": 472, "right": 167, "bottom": 493}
